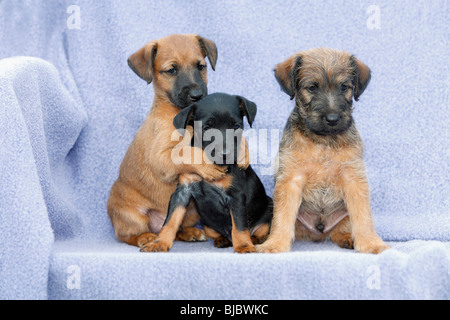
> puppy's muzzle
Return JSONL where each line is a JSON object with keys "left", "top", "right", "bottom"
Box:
{"left": 324, "top": 113, "right": 340, "bottom": 126}
{"left": 179, "top": 86, "right": 206, "bottom": 104}
{"left": 189, "top": 89, "right": 204, "bottom": 102}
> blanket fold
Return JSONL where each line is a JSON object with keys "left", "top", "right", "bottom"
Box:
{"left": 0, "top": 56, "right": 88, "bottom": 299}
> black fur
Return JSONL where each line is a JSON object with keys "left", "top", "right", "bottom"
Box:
{"left": 167, "top": 93, "right": 273, "bottom": 246}
{"left": 164, "top": 63, "right": 208, "bottom": 108}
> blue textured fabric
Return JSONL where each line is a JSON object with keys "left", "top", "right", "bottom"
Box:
{"left": 0, "top": 0, "right": 448, "bottom": 299}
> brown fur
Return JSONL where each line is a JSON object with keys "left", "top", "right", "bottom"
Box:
{"left": 251, "top": 223, "right": 270, "bottom": 244}
{"left": 257, "top": 48, "right": 389, "bottom": 254}
{"left": 108, "top": 34, "right": 231, "bottom": 250}
{"left": 141, "top": 132, "right": 251, "bottom": 252}
{"left": 230, "top": 212, "right": 256, "bottom": 253}
{"left": 141, "top": 206, "right": 187, "bottom": 252}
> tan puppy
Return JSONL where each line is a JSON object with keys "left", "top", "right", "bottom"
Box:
{"left": 257, "top": 48, "right": 389, "bottom": 254}
{"left": 108, "top": 34, "right": 231, "bottom": 251}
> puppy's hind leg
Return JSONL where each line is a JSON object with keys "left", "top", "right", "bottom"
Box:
{"left": 330, "top": 216, "right": 354, "bottom": 250}
{"left": 109, "top": 205, "right": 158, "bottom": 248}
{"left": 251, "top": 223, "right": 270, "bottom": 245}
{"left": 107, "top": 180, "right": 158, "bottom": 248}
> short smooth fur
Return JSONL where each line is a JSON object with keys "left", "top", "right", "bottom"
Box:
{"left": 108, "top": 34, "right": 247, "bottom": 251}
{"left": 144, "top": 93, "right": 273, "bottom": 253}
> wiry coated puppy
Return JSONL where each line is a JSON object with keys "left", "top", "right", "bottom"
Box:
{"left": 144, "top": 93, "right": 273, "bottom": 253}
{"left": 108, "top": 34, "right": 236, "bottom": 251}
{"left": 257, "top": 48, "right": 389, "bottom": 254}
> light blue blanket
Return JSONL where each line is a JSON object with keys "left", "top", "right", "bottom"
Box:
{"left": 0, "top": 0, "right": 448, "bottom": 300}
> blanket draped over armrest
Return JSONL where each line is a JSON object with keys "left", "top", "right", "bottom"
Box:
{"left": 0, "top": 56, "right": 87, "bottom": 299}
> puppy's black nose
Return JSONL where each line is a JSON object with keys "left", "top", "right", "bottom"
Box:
{"left": 325, "top": 113, "right": 340, "bottom": 126}
{"left": 189, "top": 89, "right": 204, "bottom": 102}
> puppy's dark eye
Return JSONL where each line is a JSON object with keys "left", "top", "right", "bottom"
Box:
{"left": 234, "top": 124, "right": 240, "bottom": 130}
{"left": 307, "top": 84, "right": 318, "bottom": 93}
{"left": 203, "top": 126, "right": 210, "bottom": 131}
{"left": 166, "top": 68, "right": 177, "bottom": 75}
{"left": 340, "top": 84, "right": 349, "bottom": 92}
{"left": 197, "top": 64, "right": 206, "bottom": 71}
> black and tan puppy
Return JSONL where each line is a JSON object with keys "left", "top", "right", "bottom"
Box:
{"left": 143, "top": 93, "right": 273, "bottom": 253}
{"left": 108, "top": 34, "right": 250, "bottom": 251}
{"left": 257, "top": 48, "right": 389, "bottom": 254}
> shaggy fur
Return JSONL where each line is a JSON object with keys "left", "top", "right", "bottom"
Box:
{"left": 257, "top": 48, "right": 389, "bottom": 254}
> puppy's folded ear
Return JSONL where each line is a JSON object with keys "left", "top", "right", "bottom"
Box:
{"left": 173, "top": 104, "right": 197, "bottom": 134}
{"left": 274, "top": 54, "right": 302, "bottom": 100}
{"left": 350, "top": 55, "right": 371, "bottom": 101}
{"left": 128, "top": 40, "right": 158, "bottom": 84}
{"left": 196, "top": 35, "right": 218, "bottom": 71}
{"left": 236, "top": 96, "right": 257, "bottom": 128}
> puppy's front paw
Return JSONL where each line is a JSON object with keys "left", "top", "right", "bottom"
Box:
{"left": 140, "top": 240, "right": 171, "bottom": 253}
{"left": 331, "top": 232, "right": 354, "bottom": 249}
{"left": 136, "top": 232, "right": 158, "bottom": 248}
{"left": 214, "top": 236, "right": 232, "bottom": 248}
{"left": 234, "top": 244, "right": 256, "bottom": 254}
{"left": 176, "top": 227, "right": 207, "bottom": 242}
{"left": 354, "top": 237, "right": 390, "bottom": 254}
{"left": 197, "top": 162, "right": 227, "bottom": 182}
{"left": 256, "top": 239, "right": 290, "bottom": 253}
